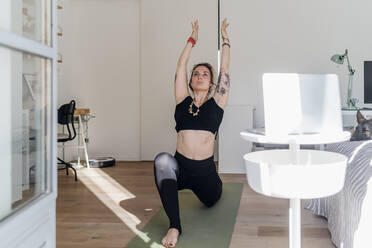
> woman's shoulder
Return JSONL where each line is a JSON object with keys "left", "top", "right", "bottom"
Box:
{"left": 176, "top": 94, "right": 191, "bottom": 106}
{"left": 211, "top": 96, "right": 224, "bottom": 112}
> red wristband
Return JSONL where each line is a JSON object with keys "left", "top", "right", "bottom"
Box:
{"left": 187, "top": 37, "right": 196, "bottom": 47}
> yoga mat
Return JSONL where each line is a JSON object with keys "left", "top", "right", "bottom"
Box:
{"left": 126, "top": 183, "right": 243, "bottom": 248}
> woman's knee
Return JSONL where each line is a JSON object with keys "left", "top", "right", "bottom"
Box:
{"left": 154, "top": 152, "right": 176, "bottom": 171}
{"left": 204, "top": 183, "right": 223, "bottom": 208}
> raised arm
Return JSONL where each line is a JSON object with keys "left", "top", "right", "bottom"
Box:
{"left": 214, "top": 18, "right": 230, "bottom": 109}
{"left": 174, "top": 20, "right": 199, "bottom": 104}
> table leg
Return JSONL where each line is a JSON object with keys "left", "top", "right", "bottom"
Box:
{"left": 289, "top": 198, "right": 301, "bottom": 248}
{"left": 289, "top": 142, "right": 301, "bottom": 248}
{"left": 77, "top": 116, "right": 81, "bottom": 167}
{"left": 79, "top": 115, "right": 90, "bottom": 168}
{"left": 289, "top": 143, "right": 300, "bottom": 164}
{"left": 62, "top": 125, "right": 65, "bottom": 161}
{"left": 319, "top": 144, "right": 325, "bottom": 151}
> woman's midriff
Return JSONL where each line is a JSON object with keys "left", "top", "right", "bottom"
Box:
{"left": 176, "top": 130, "right": 215, "bottom": 160}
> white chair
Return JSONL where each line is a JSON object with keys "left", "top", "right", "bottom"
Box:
{"left": 240, "top": 73, "right": 350, "bottom": 248}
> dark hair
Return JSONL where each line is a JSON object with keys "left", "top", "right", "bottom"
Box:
{"left": 189, "top": 63, "right": 214, "bottom": 93}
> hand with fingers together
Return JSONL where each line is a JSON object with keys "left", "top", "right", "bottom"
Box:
{"left": 221, "top": 18, "right": 230, "bottom": 45}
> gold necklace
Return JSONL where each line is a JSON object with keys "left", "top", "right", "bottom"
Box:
{"left": 188, "top": 99, "right": 200, "bottom": 116}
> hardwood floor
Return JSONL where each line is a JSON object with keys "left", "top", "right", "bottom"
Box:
{"left": 56, "top": 161, "right": 335, "bottom": 248}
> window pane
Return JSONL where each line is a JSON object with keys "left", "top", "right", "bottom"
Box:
{"left": 0, "top": 46, "right": 52, "bottom": 221}
{"left": 0, "top": 0, "right": 51, "bottom": 46}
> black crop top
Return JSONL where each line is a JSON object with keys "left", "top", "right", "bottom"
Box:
{"left": 174, "top": 95, "right": 224, "bottom": 134}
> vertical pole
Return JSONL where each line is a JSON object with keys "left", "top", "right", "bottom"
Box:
{"left": 79, "top": 115, "right": 90, "bottom": 168}
{"left": 289, "top": 198, "right": 301, "bottom": 248}
{"left": 77, "top": 115, "right": 81, "bottom": 167}
{"left": 62, "top": 125, "right": 65, "bottom": 160}
{"left": 289, "top": 142, "right": 300, "bottom": 165}
{"left": 289, "top": 141, "right": 301, "bottom": 248}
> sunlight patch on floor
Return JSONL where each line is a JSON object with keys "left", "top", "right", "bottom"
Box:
{"left": 78, "top": 167, "right": 152, "bottom": 243}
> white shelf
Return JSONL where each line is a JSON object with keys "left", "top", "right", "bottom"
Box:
{"left": 240, "top": 129, "right": 351, "bottom": 145}
{"left": 243, "top": 149, "right": 348, "bottom": 199}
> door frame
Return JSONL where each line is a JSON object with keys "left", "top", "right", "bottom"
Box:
{"left": 0, "top": 0, "right": 57, "bottom": 246}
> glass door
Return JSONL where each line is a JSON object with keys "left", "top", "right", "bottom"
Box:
{"left": 0, "top": 0, "right": 57, "bottom": 247}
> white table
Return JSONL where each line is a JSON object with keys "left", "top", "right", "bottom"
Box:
{"left": 240, "top": 130, "right": 350, "bottom": 248}
{"left": 74, "top": 109, "right": 91, "bottom": 168}
{"left": 60, "top": 108, "right": 94, "bottom": 169}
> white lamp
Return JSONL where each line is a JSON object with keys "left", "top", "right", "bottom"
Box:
{"left": 330, "top": 49, "right": 357, "bottom": 110}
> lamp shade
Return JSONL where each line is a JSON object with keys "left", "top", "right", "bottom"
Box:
{"left": 331, "top": 54, "right": 345, "bottom": 64}
{"left": 262, "top": 73, "right": 343, "bottom": 137}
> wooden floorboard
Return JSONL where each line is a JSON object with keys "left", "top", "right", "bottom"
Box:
{"left": 56, "top": 161, "right": 335, "bottom": 248}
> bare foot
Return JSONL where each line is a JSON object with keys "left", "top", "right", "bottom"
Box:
{"left": 161, "top": 228, "right": 179, "bottom": 247}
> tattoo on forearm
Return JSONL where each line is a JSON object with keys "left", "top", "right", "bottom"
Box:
{"left": 220, "top": 87, "right": 226, "bottom": 95}
{"left": 224, "top": 73, "right": 230, "bottom": 88}
{"left": 216, "top": 71, "right": 229, "bottom": 96}
{"left": 216, "top": 72, "right": 222, "bottom": 94}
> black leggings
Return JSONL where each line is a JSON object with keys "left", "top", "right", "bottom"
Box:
{"left": 153, "top": 151, "right": 223, "bottom": 235}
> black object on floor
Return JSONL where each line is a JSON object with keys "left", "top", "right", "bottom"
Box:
{"left": 57, "top": 100, "right": 78, "bottom": 181}
{"left": 89, "top": 157, "right": 116, "bottom": 168}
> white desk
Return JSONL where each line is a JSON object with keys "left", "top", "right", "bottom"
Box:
{"left": 59, "top": 108, "right": 94, "bottom": 169}
{"left": 75, "top": 109, "right": 92, "bottom": 168}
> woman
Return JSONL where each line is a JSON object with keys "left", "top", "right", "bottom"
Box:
{"left": 153, "top": 18, "right": 230, "bottom": 247}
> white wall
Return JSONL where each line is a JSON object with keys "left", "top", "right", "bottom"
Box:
{"left": 58, "top": 0, "right": 372, "bottom": 161}
{"left": 221, "top": 0, "right": 372, "bottom": 128}
{"left": 140, "top": 0, "right": 218, "bottom": 160}
{"left": 58, "top": 0, "right": 217, "bottom": 162}
{"left": 58, "top": 0, "right": 140, "bottom": 161}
